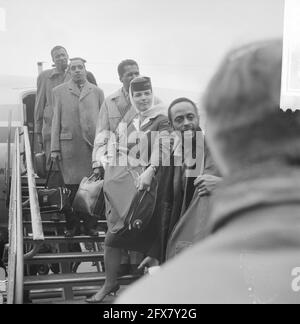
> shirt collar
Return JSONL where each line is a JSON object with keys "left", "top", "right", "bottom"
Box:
{"left": 122, "top": 87, "right": 130, "bottom": 102}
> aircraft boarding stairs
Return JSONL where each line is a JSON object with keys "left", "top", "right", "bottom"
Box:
{"left": 6, "top": 126, "right": 139, "bottom": 304}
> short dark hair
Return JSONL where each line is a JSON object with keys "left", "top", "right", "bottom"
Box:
{"left": 51, "top": 46, "right": 68, "bottom": 59}
{"left": 70, "top": 57, "right": 87, "bottom": 65}
{"left": 168, "top": 97, "right": 199, "bottom": 123}
{"left": 118, "top": 59, "right": 139, "bottom": 78}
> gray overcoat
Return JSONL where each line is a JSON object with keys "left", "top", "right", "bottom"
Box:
{"left": 51, "top": 80, "right": 104, "bottom": 184}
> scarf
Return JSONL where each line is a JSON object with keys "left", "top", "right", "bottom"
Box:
{"left": 129, "top": 81, "right": 167, "bottom": 130}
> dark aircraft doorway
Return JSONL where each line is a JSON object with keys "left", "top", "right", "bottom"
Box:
{"left": 22, "top": 92, "right": 37, "bottom": 159}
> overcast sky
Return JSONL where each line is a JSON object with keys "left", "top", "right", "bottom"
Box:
{"left": 0, "top": 0, "right": 284, "bottom": 92}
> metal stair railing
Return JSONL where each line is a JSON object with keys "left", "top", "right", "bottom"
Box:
{"left": 7, "top": 126, "right": 45, "bottom": 304}
{"left": 22, "top": 126, "right": 44, "bottom": 242}
{"left": 7, "top": 128, "right": 24, "bottom": 304}
{"left": 7, "top": 126, "right": 138, "bottom": 303}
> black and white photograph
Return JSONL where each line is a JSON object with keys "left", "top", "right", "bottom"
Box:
{"left": 0, "top": 0, "right": 300, "bottom": 308}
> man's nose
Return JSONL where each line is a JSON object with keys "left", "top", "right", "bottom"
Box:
{"left": 183, "top": 117, "right": 190, "bottom": 126}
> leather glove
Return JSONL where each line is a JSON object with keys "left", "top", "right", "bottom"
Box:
{"left": 136, "top": 166, "right": 155, "bottom": 191}
{"left": 51, "top": 152, "right": 62, "bottom": 161}
{"left": 93, "top": 166, "right": 105, "bottom": 180}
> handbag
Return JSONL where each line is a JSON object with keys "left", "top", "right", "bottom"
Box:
{"left": 117, "top": 176, "right": 158, "bottom": 236}
{"left": 37, "top": 160, "right": 72, "bottom": 213}
{"left": 104, "top": 166, "right": 143, "bottom": 233}
{"left": 72, "top": 174, "right": 105, "bottom": 218}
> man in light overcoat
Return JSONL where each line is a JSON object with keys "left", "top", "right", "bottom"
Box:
{"left": 51, "top": 58, "right": 104, "bottom": 236}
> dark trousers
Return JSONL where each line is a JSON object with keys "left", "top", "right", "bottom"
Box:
{"left": 0, "top": 243, "right": 7, "bottom": 276}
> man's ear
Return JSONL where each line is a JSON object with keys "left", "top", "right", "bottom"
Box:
{"left": 169, "top": 121, "right": 175, "bottom": 131}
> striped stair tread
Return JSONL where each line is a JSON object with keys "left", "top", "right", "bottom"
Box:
{"left": 24, "top": 272, "right": 139, "bottom": 290}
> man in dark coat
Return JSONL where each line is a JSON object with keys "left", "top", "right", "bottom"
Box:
{"left": 138, "top": 97, "right": 221, "bottom": 268}
{"left": 51, "top": 57, "right": 104, "bottom": 236}
{"left": 161, "top": 98, "right": 221, "bottom": 262}
{"left": 34, "top": 46, "right": 97, "bottom": 164}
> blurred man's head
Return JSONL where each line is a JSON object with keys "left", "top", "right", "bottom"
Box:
{"left": 204, "top": 40, "right": 300, "bottom": 176}
{"left": 118, "top": 59, "right": 140, "bottom": 92}
{"left": 69, "top": 57, "right": 87, "bottom": 84}
{"left": 168, "top": 98, "right": 200, "bottom": 137}
{"left": 51, "top": 46, "right": 69, "bottom": 71}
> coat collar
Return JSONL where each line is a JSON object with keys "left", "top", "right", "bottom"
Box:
{"left": 139, "top": 104, "right": 168, "bottom": 129}
{"left": 209, "top": 165, "right": 300, "bottom": 234}
{"left": 80, "top": 80, "right": 94, "bottom": 100}
{"left": 49, "top": 67, "right": 67, "bottom": 79}
{"left": 67, "top": 80, "right": 93, "bottom": 100}
{"left": 111, "top": 87, "right": 128, "bottom": 101}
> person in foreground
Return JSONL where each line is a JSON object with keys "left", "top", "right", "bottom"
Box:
{"left": 86, "top": 76, "right": 170, "bottom": 303}
{"left": 116, "top": 39, "right": 300, "bottom": 304}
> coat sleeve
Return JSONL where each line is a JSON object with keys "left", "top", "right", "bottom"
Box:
{"left": 98, "top": 88, "right": 105, "bottom": 109}
{"left": 149, "top": 117, "right": 172, "bottom": 167}
{"left": 92, "top": 99, "right": 111, "bottom": 168}
{"left": 203, "top": 138, "right": 220, "bottom": 176}
{"left": 34, "top": 73, "right": 47, "bottom": 134}
{"left": 50, "top": 89, "right": 62, "bottom": 153}
{"left": 87, "top": 71, "right": 97, "bottom": 86}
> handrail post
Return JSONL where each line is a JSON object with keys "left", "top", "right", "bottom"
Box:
{"left": 7, "top": 130, "right": 18, "bottom": 304}
{"left": 15, "top": 128, "right": 24, "bottom": 304}
{"left": 23, "top": 126, "right": 44, "bottom": 241}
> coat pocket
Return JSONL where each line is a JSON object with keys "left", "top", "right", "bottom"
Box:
{"left": 60, "top": 132, "right": 73, "bottom": 140}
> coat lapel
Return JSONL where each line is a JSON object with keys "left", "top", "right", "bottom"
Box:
{"left": 68, "top": 80, "right": 81, "bottom": 97}
{"left": 115, "top": 88, "right": 132, "bottom": 118}
{"left": 80, "top": 82, "right": 93, "bottom": 101}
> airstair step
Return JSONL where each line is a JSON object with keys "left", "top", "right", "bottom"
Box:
{"left": 23, "top": 220, "right": 107, "bottom": 225}
{"left": 30, "top": 287, "right": 101, "bottom": 300}
{"left": 24, "top": 235, "right": 105, "bottom": 243}
{"left": 25, "top": 252, "right": 104, "bottom": 264}
{"left": 24, "top": 272, "right": 138, "bottom": 290}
